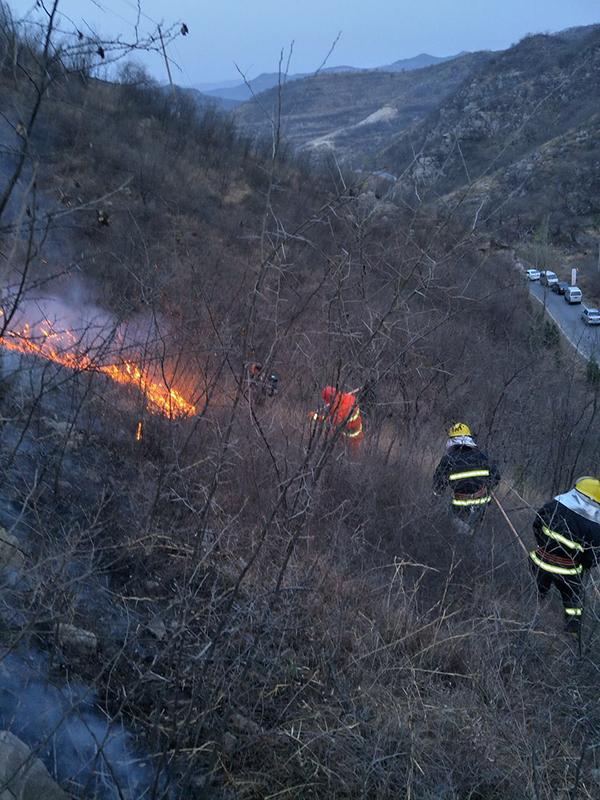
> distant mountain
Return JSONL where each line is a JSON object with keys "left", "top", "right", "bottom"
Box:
{"left": 193, "top": 78, "right": 243, "bottom": 92}
{"left": 383, "top": 52, "right": 466, "bottom": 72}
{"left": 201, "top": 66, "right": 360, "bottom": 103}
{"left": 235, "top": 53, "right": 490, "bottom": 166}
{"left": 172, "top": 86, "right": 241, "bottom": 112}
{"left": 200, "top": 53, "right": 467, "bottom": 104}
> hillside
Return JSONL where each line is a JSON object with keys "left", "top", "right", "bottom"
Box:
{"left": 3, "top": 4, "right": 600, "bottom": 799}
{"left": 380, "top": 26, "right": 600, "bottom": 247}
{"left": 234, "top": 24, "right": 600, "bottom": 258}
{"left": 235, "top": 52, "right": 491, "bottom": 165}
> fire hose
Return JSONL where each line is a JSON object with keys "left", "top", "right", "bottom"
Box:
{"left": 491, "top": 492, "right": 529, "bottom": 555}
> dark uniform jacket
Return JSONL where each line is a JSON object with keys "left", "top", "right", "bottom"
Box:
{"left": 533, "top": 494, "right": 600, "bottom": 571}
{"left": 433, "top": 444, "right": 500, "bottom": 497}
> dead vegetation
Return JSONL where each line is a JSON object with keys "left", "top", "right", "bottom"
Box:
{"left": 1, "top": 3, "right": 600, "bottom": 799}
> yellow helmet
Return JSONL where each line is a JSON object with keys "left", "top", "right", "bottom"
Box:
{"left": 448, "top": 422, "right": 471, "bottom": 438}
{"left": 575, "top": 476, "right": 600, "bottom": 504}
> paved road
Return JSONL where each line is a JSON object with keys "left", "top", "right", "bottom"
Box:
{"left": 529, "top": 280, "right": 600, "bottom": 361}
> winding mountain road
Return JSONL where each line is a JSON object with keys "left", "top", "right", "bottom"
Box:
{"left": 529, "top": 281, "right": 600, "bottom": 361}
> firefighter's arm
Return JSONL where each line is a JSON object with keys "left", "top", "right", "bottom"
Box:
{"left": 532, "top": 504, "right": 550, "bottom": 539}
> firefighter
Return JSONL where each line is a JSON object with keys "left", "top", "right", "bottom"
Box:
{"left": 247, "top": 361, "right": 263, "bottom": 380}
{"left": 265, "top": 371, "right": 279, "bottom": 397}
{"left": 310, "top": 385, "right": 364, "bottom": 455}
{"left": 433, "top": 422, "right": 500, "bottom": 531}
{"left": 247, "top": 361, "right": 279, "bottom": 403}
{"left": 529, "top": 476, "right": 600, "bottom": 636}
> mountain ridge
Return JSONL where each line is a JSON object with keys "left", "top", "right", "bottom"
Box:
{"left": 199, "top": 51, "right": 466, "bottom": 103}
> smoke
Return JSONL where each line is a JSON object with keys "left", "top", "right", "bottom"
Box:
{"left": 0, "top": 648, "right": 173, "bottom": 799}
{"left": 6, "top": 289, "right": 146, "bottom": 362}
{"left": 0, "top": 284, "right": 199, "bottom": 418}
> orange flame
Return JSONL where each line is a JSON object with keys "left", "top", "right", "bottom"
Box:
{"left": 135, "top": 420, "right": 143, "bottom": 441}
{"left": 0, "top": 318, "right": 196, "bottom": 419}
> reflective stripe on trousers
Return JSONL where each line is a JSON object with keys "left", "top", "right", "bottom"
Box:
{"left": 565, "top": 607, "right": 583, "bottom": 616}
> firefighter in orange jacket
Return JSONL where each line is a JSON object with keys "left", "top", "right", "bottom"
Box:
{"left": 310, "top": 386, "right": 364, "bottom": 454}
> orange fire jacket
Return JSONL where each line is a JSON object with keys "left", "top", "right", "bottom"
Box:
{"left": 313, "top": 391, "right": 363, "bottom": 438}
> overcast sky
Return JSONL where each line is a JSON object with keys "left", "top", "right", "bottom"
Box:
{"left": 8, "top": 0, "right": 600, "bottom": 86}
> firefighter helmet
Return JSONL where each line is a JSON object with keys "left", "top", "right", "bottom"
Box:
{"left": 575, "top": 476, "right": 600, "bottom": 504}
{"left": 322, "top": 386, "right": 337, "bottom": 404}
{"left": 448, "top": 422, "right": 472, "bottom": 438}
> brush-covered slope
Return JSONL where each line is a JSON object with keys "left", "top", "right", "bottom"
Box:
{"left": 380, "top": 26, "right": 600, "bottom": 243}
{"left": 235, "top": 53, "right": 491, "bottom": 165}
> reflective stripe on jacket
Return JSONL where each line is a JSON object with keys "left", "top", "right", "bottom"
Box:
{"left": 529, "top": 548, "right": 583, "bottom": 576}
{"left": 533, "top": 498, "right": 600, "bottom": 570}
{"left": 343, "top": 407, "right": 363, "bottom": 438}
{"left": 449, "top": 469, "right": 490, "bottom": 481}
{"left": 433, "top": 444, "right": 500, "bottom": 499}
{"left": 452, "top": 495, "right": 492, "bottom": 507}
{"left": 312, "top": 391, "right": 362, "bottom": 438}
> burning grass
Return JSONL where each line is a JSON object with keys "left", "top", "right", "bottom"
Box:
{"left": 0, "top": 308, "right": 196, "bottom": 419}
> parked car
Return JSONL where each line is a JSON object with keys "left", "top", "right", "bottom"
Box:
{"left": 552, "top": 281, "right": 569, "bottom": 295}
{"left": 582, "top": 307, "right": 600, "bottom": 325}
{"left": 564, "top": 285, "right": 583, "bottom": 304}
{"left": 540, "top": 270, "right": 559, "bottom": 287}
{"left": 525, "top": 269, "right": 541, "bottom": 281}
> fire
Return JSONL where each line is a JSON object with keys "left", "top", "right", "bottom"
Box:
{"left": 135, "top": 420, "right": 143, "bottom": 441}
{"left": 0, "top": 317, "right": 196, "bottom": 419}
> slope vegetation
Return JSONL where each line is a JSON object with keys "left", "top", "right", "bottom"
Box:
{"left": 380, "top": 26, "right": 600, "bottom": 246}
{"left": 235, "top": 53, "right": 490, "bottom": 165}
{"left": 2, "top": 6, "right": 600, "bottom": 799}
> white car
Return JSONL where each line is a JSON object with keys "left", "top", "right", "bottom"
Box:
{"left": 582, "top": 307, "right": 600, "bottom": 325}
{"left": 525, "top": 269, "right": 541, "bottom": 281}
{"left": 540, "top": 270, "right": 559, "bottom": 287}
{"left": 565, "top": 285, "right": 582, "bottom": 304}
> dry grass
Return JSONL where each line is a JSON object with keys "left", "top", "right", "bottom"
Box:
{"left": 1, "top": 12, "right": 600, "bottom": 798}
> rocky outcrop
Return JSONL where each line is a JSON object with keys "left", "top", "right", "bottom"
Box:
{"left": 435, "top": 116, "right": 600, "bottom": 244}
{"left": 57, "top": 623, "right": 98, "bottom": 656}
{"left": 0, "top": 528, "right": 25, "bottom": 574}
{"left": 383, "top": 27, "right": 600, "bottom": 243}
{"left": 0, "top": 730, "right": 67, "bottom": 799}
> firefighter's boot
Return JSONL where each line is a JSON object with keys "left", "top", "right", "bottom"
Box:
{"left": 564, "top": 615, "right": 581, "bottom": 638}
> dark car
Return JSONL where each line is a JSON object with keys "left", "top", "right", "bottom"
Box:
{"left": 552, "top": 281, "right": 569, "bottom": 295}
